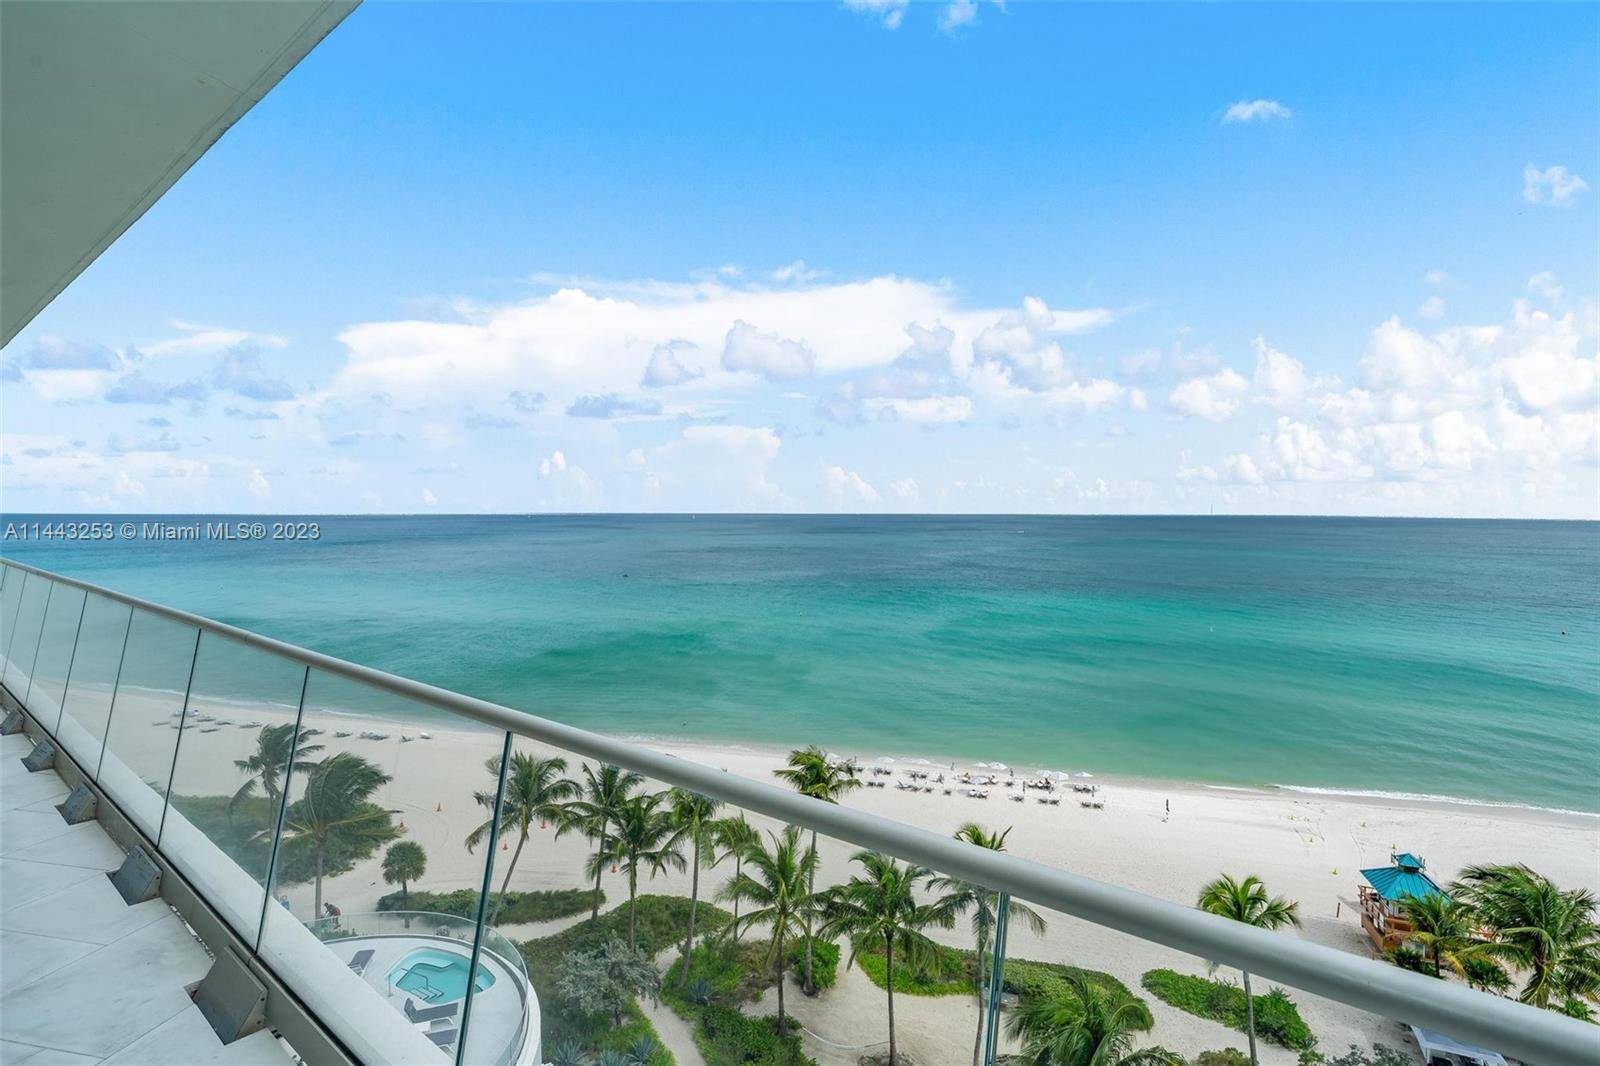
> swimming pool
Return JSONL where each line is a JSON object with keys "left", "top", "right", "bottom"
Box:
{"left": 384, "top": 946, "right": 496, "bottom": 1002}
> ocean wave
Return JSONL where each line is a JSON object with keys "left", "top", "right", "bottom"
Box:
{"left": 1271, "top": 783, "right": 1599, "bottom": 819}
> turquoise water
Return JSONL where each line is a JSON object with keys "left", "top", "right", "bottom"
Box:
{"left": 385, "top": 946, "right": 495, "bottom": 1002}
{"left": 4, "top": 515, "right": 1596, "bottom": 812}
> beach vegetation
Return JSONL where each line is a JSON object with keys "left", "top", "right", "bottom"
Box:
{"left": 1315, "top": 1044, "right": 1415, "bottom": 1066}
{"left": 819, "top": 850, "right": 956, "bottom": 1066}
{"left": 774, "top": 745, "right": 861, "bottom": 993}
{"left": 280, "top": 752, "right": 401, "bottom": 917}
{"left": 557, "top": 936, "right": 660, "bottom": 1027}
{"left": 711, "top": 813, "right": 762, "bottom": 941}
{"left": 592, "top": 792, "right": 689, "bottom": 949}
{"left": 379, "top": 841, "right": 425, "bottom": 927}
{"left": 1007, "top": 970, "right": 1176, "bottom": 1066}
{"left": 375, "top": 884, "right": 596, "bottom": 924}
{"left": 669, "top": 788, "right": 724, "bottom": 987}
{"left": 716, "top": 825, "right": 821, "bottom": 1036}
{"left": 929, "top": 822, "right": 1049, "bottom": 1066}
{"left": 570, "top": 762, "right": 647, "bottom": 924}
{"left": 1140, "top": 970, "right": 1315, "bottom": 1052}
{"left": 1394, "top": 892, "right": 1489, "bottom": 979}
{"left": 465, "top": 750, "right": 581, "bottom": 924}
{"left": 231, "top": 723, "right": 322, "bottom": 816}
{"left": 1452, "top": 863, "right": 1600, "bottom": 1015}
{"left": 696, "top": 1004, "right": 813, "bottom": 1066}
{"left": 1195, "top": 874, "right": 1303, "bottom": 1064}
{"left": 1193, "top": 1050, "right": 1251, "bottom": 1066}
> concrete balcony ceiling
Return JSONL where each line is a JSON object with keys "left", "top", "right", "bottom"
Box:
{"left": 0, "top": 0, "right": 357, "bottom": 346}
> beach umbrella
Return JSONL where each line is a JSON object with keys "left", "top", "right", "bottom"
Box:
{"left": 991, "top": 762, "right": 1009, "bottom": 771}
{"left": 876, "top": 756, "right": 896, "bottom": 765}
{"left": 1073, "top": 771, "right": 1094, "bottom": 779}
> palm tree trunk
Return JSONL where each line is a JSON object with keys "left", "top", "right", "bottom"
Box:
{"left": 731, "top": 856, "right": 742, "bottom": 941}
{"left": 402, "top": 880, "right": 411, "bottom": 930}
{"left": 1243, "top": 969, "right": 1258, "bottom": 1066}
{"left": 313, "top": 847, "right": 325, "bottom": 919}
{"left": 680, "top": 838, "right": 700, "bottom": 987}
{"left": 590, "top": 830, "right": 608, "bottom": 924}
{"left": 972, "top": 909, "right": 990, "bottom": 1066}
{"left": 886, "top": 936, "right": 898, "bottom": 1065}
{"left": 628, "top": 865, "right": 639, "bottom": 949}
{"left": 775, "top": 928, "right": 788, "bottom": 1034}
{"left": 803, "top": 828, "right": 818, "bottom": 993}
{"left": 493, "top": 828, "right": 527, "bottom": 924}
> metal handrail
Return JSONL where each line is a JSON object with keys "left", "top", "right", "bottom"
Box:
{"left": 3, "top": 556, "right": 1594, "bottom": 1065}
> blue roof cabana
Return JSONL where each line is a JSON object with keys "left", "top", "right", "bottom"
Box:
{"left": 1357, "top": 852, "right": 1449, "bottom": 950}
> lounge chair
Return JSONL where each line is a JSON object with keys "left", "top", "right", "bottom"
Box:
{"left": 426, "top": 1029, "right": 457, "bottom": 1048}
{"left": 404, "top": 999, "right": 459, "bottom": 1024}
{"left": 348, "top": 949, "right": 374, "bottom": 975}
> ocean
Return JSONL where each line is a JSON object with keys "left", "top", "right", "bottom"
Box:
{"left": 4, "top": 514, "right": 1596, "bottom": 813}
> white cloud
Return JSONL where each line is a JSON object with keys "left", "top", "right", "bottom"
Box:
{"left": 823, "top": 463, "right": 882, "bottom": 508}
{"left": 1527, "top": 271, "right": 1564, "bottom": 307}
{"left": 642, "top": 425, "right": 788, "bottom": 510}
{"left": 641, "top": 341, "right": 704, "bottom": 387}
{"left": 890, "top": 477, "right": 921, "bottom": 503}
{"left": 1416, "top": 296, "right": 1446, "bottom": 320}
{"left": 843, "top": 0, "right": 909, "bottom": 30}
{"left": 421, "top": 487, "right": 438, "bottom": 506}
{"left": 939, "top": 0, "right": 978, "bottom": 33}
{"left": 1250, "top": 336, "right": 1311, "bottom": 408}
{"left": 144, "top": 319, "right": 287, "bottom": 358}
{"left": 1222, "top": 99, "right": 1292, "bottom": 124}
{"left": 1423, "top": 270, "right": 1451, "bottom": 289}
{"left": 1521, "top": 164, "right": 1588, "bottom": 207}
{"left": 862, "top": 395, "right": 973, "bottom": 424}
{"left": 1168, "top": 367, "right": 1249, "bottom": 422}
{"left": 722, "top": 320, "right": 817, "bottom": 380}
{"left": 538, "top": 450, "right": 567, "bottom": 478}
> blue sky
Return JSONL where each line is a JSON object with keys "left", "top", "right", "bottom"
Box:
{"left": 4, "top": 1, "right": 1596, "bottom": 516}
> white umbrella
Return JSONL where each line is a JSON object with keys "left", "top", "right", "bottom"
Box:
{"left": 991, "top": 762, "right": 1009, "bottom": 771}
{"left": 1074, "top": 771, "right": 1094, "bottom": 779}
{"left": 876, "top": 756, "right": 896, "bottom": 765}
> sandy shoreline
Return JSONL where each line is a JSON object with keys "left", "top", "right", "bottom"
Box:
{"left": 63, "top": 698, "right": 1600, "bottom": 1064}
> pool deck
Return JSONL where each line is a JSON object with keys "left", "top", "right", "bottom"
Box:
{"left": 0, "top": 729, "right": 293, "bottom": 1065}
{"left": 324, "top": 926, "right": 529, "bottom": 1060}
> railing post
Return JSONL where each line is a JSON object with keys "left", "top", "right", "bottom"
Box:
{"left": 457, "top": 731, "right": 513, "bottom": 1066}
{"left": 982, "top": 891, "right": 1010, "bottom": 1066}
{"left": 255, "top": 665, "right": 312, "bottom": 952}
{"left": 156, "top": 627, "right": 204, "bottom": 846}
{"left": 94, "top": 606, "right": 136, "bottom": 780}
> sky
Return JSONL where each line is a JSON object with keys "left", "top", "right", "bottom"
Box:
{"left": 2, "top": 1, "right": 1597, "bottom": 517}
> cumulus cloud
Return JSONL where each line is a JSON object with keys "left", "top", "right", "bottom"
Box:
{"left": 143, "top": 320, "right": 287, "bottom": 358}
{"left": 722, "top": 320, "right": 817, "bottom": 380}
{"left": 1526, "top": 271, "right": 1564, "bottom": 306}
{"left": 1222, "top": 99, "right": 1292, "bottom": 124}
{"left": 823, "top": 463, "right": 882, "bottom": 508}
{"left": 1168, "top": 368, "right": 1249, "bottom": 422}
{"left": 212, "top": 349, "right": 295, "bottom": 401}
{"left": 641, "top": 341, "right": 704, "bottom": 387}
{"left": 1417, "top": 296, "right": 1446, "bottom": 320}
{"left": 640, "top": 425, "right": 788, "bottom": 510}
{"left": 1522, "top": 164, "right": 1588, "bottom": 207}
{"left": 939, "top": 0, "right": 978, "bottom": 33}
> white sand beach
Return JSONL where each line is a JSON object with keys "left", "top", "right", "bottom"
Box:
{"left": 70, "top": 700, "right": 1600, "bottom": 1065}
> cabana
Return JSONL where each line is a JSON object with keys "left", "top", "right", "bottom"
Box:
{"left": 1358, "top": 852, "right": 1448, "bottom": 951}
{"left": 1409, "top": 1025, "right": 1508, "bottom": 1066}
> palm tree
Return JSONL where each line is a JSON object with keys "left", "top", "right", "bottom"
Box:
{"left": 711, "top": 814, "right": 761, "bottom": 941}
{"left": 1007, "top": 971, "right": 1175, "bottom": 1066}
{"left": 716, "top": 824, "right": 819, "bottom": 1035}
{"left": 231, "top": 723, "right": 322, "bottom": 813}
{"left": 1454, "top": 864, "right": 1600, "bottom": 1013}
{"left": 669, "top": 788, "right": 723, "bottom": 986}
{"left": 1196, "top": 874, "right": 1301, "bottom": 1066}
{"left": 929, "top": 824, "right": 1048, "bottom": 1066}
{"left": 595, "top": 792, "right": 686, "bottom": 949}
{"left": 820, "top": 851, "right": 955, "bottom": 1065}
{"left": 382, "top": 841, "right": 427, "bottom": 928}
{"left": 774, "top": 745, "right": 861, "bottom": 992}
{"left": 1396, "top": 892, "right": 1486, "bottom": 978}
{"left": 465, "top": 751, "right": 580, "bottom": 923}
{"left": 569, "top": 762, "right": 645, "bottom": 924}
{"left": 282, "top": 752, "right": 399, "bottom": 917}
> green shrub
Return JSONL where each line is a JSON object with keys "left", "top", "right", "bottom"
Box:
{"left": 697, "top": 1005, "right": 813, "bottom": 1066}
{"left": 1141, "top": 969, "right": 1316, "bottom": 1051}
{"left": 788, "top": 938, "right": 840, "bottom": 991}
{"left": 376, "top": 886, "right": 597, "bottom": 924}
{"left": 1195, "top": 1051, "right": 1251, "bottom": 1066}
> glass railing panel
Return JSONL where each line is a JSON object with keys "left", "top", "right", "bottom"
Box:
{"left": 0, "top": 565, "right": 29, "bottom": 674}
{"left": 256, "top": 670, "right": 510, "bottom": 1066}
{"left": 1, "top": 572, "right": 51, "bottom": 697}
{"left": 55, "top": 592, "right": 133, "bottom": 773}
{"left": 161, "top": 631, "right": 308, "bottom": 942}
{"left": 97, "top": 607, "right": 200, "bottom": 839}
{"left": 25, "top": 581, "right": 87, "bottom": 733}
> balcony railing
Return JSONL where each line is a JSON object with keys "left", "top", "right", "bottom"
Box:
{"left": 0, "top": 556, "right": 1594, "bottom": 1066}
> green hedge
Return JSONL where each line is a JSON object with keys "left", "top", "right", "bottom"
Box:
{"left": 376, "top": 886, "right": 598, "bottom": 924}
{"left": 1141, "top": 969, "right": 1316, "bottom": 1051}
{"left": 789, "top": 938, "right": 840, "bottom": 991}
{"left": 697, "top": 1004, "right": 813, "bottom": 1066}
